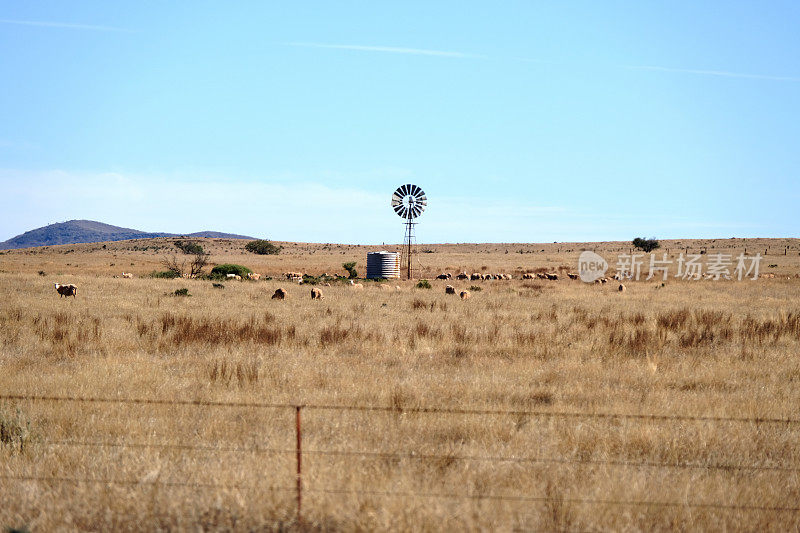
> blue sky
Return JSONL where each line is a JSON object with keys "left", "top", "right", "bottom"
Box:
{"left": 1, "top": 2, "right": 798, "bottom": 243}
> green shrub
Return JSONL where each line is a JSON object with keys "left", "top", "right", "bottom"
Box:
{"left": 416, "top": 279, "right": 432, "bottom": 289}
{"left": 173, "top": 240, "right": 205, "bottom": 255}
{"left": 469, "top": 285, "right": 483, "bottom": 292}
{"left": 343, "top": 262, "right": 358, "bottom": 279}
{"left": 302, "top": 274, "right": 320, "bottom": 285}
{"left": 632, "top": 237, "right": 660, "bottom": 253}
{"left": 245, "top": 240, "right": 282, "bottom": 255}
{"left": 173, "top": 288, "right": 190, "bottom": 297}
{"left": 210, "top": 264, "right": 252, "bottom": 278}
{"left": 212, "top": 283, "right": 225, "bottom": 289}
{"left": 149, "top": 270, "right": 181, "bottom": 279}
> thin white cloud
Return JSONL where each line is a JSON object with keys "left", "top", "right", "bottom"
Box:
{"left": 623, "top": 64, "right": 800, "bottom": 82}
{"left": 284, "top": 42, "right": 485, "bottom": 59}
{"left": 0, "top": 19, "right": 133, "bottom": 33}
{"left": 283, "top": 42, "right": 798, "bottom": 82}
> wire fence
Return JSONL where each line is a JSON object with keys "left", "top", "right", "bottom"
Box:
{"left": 2, "top": 393, "right": 800, "bottom": 524}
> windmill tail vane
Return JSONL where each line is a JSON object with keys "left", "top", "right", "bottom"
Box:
{"left": 391, "top": 184, "right": 426, "bottom": 280}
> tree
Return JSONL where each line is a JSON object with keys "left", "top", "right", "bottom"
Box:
{"left": 245, "top": 240, "right": 282, "bottom": 255}
{"left": 342, "top": 262, "right": 358, "bottom": 279}
{"left": 632, "top": 237, "right": 660, "bottom": 253}
{"left": 161, "top": 255, "right": 186, "bottom": 277}
{"left": 189, "top": 248, "right": 210, "bottom": 278}
{"left": 174, "top": 240, "right": 205, "bottom": 255}
{"left": 163, "top": 240, "right": 210, "bottom": 278}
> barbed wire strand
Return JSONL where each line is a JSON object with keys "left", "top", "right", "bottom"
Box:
{"left": 2, "top": 394, "right": 798, "bottom": 425}
{"left": 305, "top": 487, "right": 800, "bottom": 513}
{"left": 40, "top": 440, "right": 800, "bottom": 474}
{"left": 0, "top": 474, "right": 292, "bottom": 493}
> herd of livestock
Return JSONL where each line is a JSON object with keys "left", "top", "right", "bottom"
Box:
{"left": 53, "top": 267, "right": 629, "bottom": 302}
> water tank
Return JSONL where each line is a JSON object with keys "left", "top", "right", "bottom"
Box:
{"left": 366, "top": 251, "right": 400, "bottom": 279}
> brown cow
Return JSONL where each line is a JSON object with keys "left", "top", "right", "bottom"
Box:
{"left": 271, "top": 288, "right": 287, "bottom": 300}
{"left": 445, "top": 285, "right": 456, "bottom": 295}
{"left": 456, "top": 272, "right": 469, "bottom": 280}
{"left": 460, "top": 290, "right": 471, "bottom": 300}
{"left": 311, "top": 287, "right": 324, "bottom": 300}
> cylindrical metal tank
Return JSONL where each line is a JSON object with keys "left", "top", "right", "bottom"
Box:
{"left": 366, "top": 251, "right": 400, "bottom": 279}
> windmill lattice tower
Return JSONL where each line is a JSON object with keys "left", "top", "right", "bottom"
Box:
{"left": 391, "top": 184, "right": 427, "bottom": 280}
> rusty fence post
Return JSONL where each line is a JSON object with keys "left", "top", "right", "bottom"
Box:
{"left": 296, "top": 405, "right": 303, "bottom": 525}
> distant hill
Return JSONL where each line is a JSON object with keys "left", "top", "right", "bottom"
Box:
{"left": 0, "top": 220, "right": 256, "bottom": 250}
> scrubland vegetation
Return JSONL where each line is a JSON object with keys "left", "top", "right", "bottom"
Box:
{"left": 1, "top": 238, "right": 799, "bottom": 530}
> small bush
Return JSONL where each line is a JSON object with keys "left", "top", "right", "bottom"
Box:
{"left": 416, "top": 280, "right": 432, "bottom": 289}
{"left": 174, "top": 240, "right": 205, "bottom": 255}
{"left": 212, "top": 283, "right": 225, "bottom": 289}
{"left": 37, "top": 270, "right": 46, "bottom": 276}
{"left": 632, "top": 237, "right": 660, "bottom": 253}
{"left": 469, "top": 285, "right": 483, "bottom": 292}
{"left": 245, "top": 240, "right": 282, "bottom": 255}
{"left": 173, "top": 288, "right": 190, "bottom": 297}
{"left": 149, "top": 270, "right": 181, "bottom": 279}
{"left": 210, "top": 264, "right": 252, "bottom": 278}
{"left": 343, "top": 262, "right": 358, "bottom": 279}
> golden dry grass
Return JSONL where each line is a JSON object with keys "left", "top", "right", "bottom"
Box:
{"left": 1, "top": 238, "right": 800, "bottom": 531}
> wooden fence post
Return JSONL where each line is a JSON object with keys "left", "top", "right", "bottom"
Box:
{"left": 296, "top": 405, "right": 303, "bottom": 525}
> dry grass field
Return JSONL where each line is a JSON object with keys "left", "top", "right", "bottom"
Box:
{"left": 2, "top": 237, "right": 800, "bottom": 531}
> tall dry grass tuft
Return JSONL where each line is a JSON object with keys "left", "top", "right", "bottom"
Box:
{"left": 206, "top": 359, "right": 260, "bottom": 387}
{"left": 136, "top": 312, "right": 292, "bottom": 349}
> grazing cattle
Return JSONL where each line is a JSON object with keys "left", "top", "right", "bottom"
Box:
{"left": 460, "top": 290, "right": 471, "bottom": 300}
{"left": 247, "top": 273, "right": 261, "bottom": 281}
{"left": 456, "top": 272, "right": 469, "bottom": 280}
{"left": 349, "top": 280, "right": 364, "bottom": 290}
{"left": 618, "top": 284, "right": 626, "bottom": 292}
{"left": 522, "top": 273, "right": 535, "bottom": 280}
{"left": 284, "top": 272, "right": 303, "bottom": 281}
{"left": 436, "top": 273, "right": 451, "bottom": 280}
{"left": 310, "top": 287, "right": 324, "bottom": 300}
{"left": 445, "top": 285, "right": 456, "bottom": 295}
{"left": 545, "top": 273, "right": 558, "bottom": 281}
{"left": 226, "top": 274, "right": 242, "bottom": 281}
{"left": 567, "top": 273, "right": 579, "bottom": 280}
{"left": 271, "top": 288, "right": 287, "bottom": 300}
{"left": 121, "top": 272, "right": 133, "bottom": 279}
{"left": 600, "top": 278, "right": 607, "bottom": 284}
{"left": 54, "top": 283, "right": 77, "bottom": 298}
{"left": 470, "top": 273, "right": 482, "bottom": 281}
{"left": 536, "top": 273, "right": 548, "bottom": 280}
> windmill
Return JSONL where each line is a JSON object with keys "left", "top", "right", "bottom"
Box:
{"left": 391, "top": 184, "right": 427, "bottom": 280}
